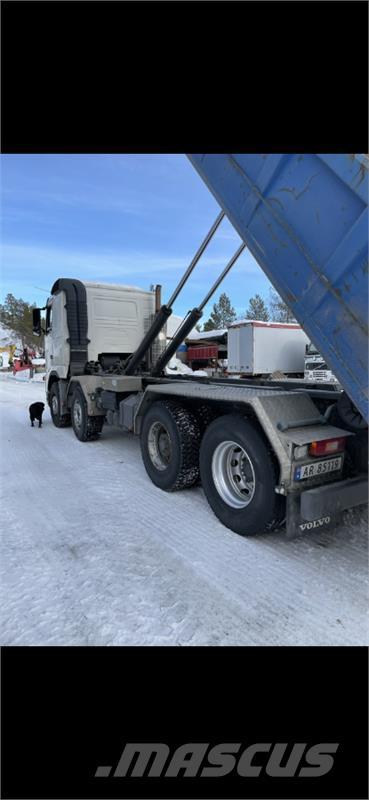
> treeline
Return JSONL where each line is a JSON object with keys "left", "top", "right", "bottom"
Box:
{"left": 202, "top": 287, "right": 296, "bottom": 331}
{"left": 0, "top": 293, "right": 44, "bottom": 349}
{"left": 0, "top": 288, "right": 295, "bottom": 344}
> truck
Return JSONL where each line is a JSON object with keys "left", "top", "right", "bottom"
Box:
{"left": 33, "top": 153, "right": 368, "bottom": 539}
{"left": 304, "top": 341, "right": 340, "bottom": 386}
{"left": 227, "top": 320, "right": 309, "bottom": 377}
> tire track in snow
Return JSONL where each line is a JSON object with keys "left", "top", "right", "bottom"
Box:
{"left": 1, "top": 375, "right": 368, "bottom": 645}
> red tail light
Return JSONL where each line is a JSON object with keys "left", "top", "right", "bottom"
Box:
{"left": 309, "top": 437, "right": 346, "bottom": 457}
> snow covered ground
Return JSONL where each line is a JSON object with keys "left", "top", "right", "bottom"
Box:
{"left": 0, "top": 374, "right": 368, "bottom": 646}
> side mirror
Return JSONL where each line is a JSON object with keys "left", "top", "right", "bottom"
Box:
{"left": 32, "top": 308, "right": 42, "bottom": 336}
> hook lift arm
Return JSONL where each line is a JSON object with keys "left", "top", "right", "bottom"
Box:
{"left": 123, "top": 211, "right": 246, "bottom": 376}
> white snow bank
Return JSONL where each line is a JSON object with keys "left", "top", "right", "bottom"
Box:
{"left": 15, "top": 369, "right": 32, "bottom": 381}
{"left": 0, "top": 371, "right": 45, "bottom": 383}
{"left": 165, "top": 356, "right": 207, "bottom": 377}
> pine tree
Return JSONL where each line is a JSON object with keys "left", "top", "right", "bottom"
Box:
{"left": 0, "top": 293, "right": 45, "bottom": 348}
{"left": 203, "top": 292, "right": 237, "bottom": 331}
{"left": 269, "top": 288, "right": 297, "bottom": 323}
{"left": 244, "top": 293, "right": 269, "bottom": 321}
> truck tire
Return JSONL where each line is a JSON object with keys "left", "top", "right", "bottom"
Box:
{"left": 199, "top": 414, "right": 284, "bottom": 536}
{"left": 49, "top": 382, "right": 71, "bottom": 428}
{"left": 336, "top": 392, "right": 367, "bottom": 432}
{"left": 329, "top": 402, "right": 368, "bottom": 475}
{"left": 193, "top": 404, "right": 218, "bottom": 485}
{"left": 140, "top": 400, "right": 201, "bottom": 491}
{"left": 71, "top": 386, "right": 104, "bottom": 442}
{"left": 196, "top": 403, "right": 218, "bottom": 437}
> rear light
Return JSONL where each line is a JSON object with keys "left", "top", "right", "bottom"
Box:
{"left": 308, "top": 437, "right": 346, "bottom": 457}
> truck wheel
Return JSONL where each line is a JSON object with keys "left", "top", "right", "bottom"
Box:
{"left": 193, "top": 404, "right": 218, "bottom": 485}
{"left": 196, "top": 403, "right": 218, "bottom": 437}
{"left": 49, "top": 382, "right": 71, "bottom": 428}
{"left": 71, "top": 386, "right": 104, "bottom": 442}
{"left": 140, "top": 400, "right": 201, "bottom": 491}
{"left": 336, "top": 392, "right": 367, "bottom": 432}
{"left": 199, "top": 414, "right": 284, "bottom": 536}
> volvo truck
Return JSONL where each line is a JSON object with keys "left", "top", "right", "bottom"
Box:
{"left": 33, "top": 153, "right": 368, "bottom": 539}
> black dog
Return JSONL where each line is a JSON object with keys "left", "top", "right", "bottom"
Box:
{"left": 29, "top": 402, "right": 45, "bottom": 428}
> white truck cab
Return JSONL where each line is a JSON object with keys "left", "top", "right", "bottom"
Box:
{"left": 44, "top": 279, "right": 159, "bottom": 392}
{"left": 304, "top": 342, "right": 340, "bottom": 386}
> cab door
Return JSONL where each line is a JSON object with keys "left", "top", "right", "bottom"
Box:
{"left": 44, "top": 298, "right": 54, "bottom": 376}
{"left": 44, "top": 292, "right": 70, "bottom": 379}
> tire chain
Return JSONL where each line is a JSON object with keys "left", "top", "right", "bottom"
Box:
{"left": 160, "top": 400, "right": 201, "bottom": 490}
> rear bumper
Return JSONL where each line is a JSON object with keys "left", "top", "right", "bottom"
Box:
{"left": 300, "top": 475, "right": 368, "bottom": 521}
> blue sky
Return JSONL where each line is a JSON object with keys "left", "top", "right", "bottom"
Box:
{"left": 1, "top": 154, "right": 273, "bottom": 321}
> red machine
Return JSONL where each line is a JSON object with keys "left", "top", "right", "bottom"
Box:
{"left": 13, "top": 348, "right": 35, "bottom": 374}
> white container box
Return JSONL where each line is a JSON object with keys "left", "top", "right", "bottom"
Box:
{"left": 227, "top": 320, "right": 309, "bottom": 375}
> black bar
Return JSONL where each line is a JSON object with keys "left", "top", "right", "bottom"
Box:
{"left": 167, "top": 211, "right": 225, "bottom": 308}
{"left": 151, "top": 309, "right": 203, "bottom": 376}
{"left": 1, "top": 646, "right": 368, "bottom": 800}
{"left": 124, "top": 306, "right": 172, "bottom": 375}
{"left": 198, "top": 243, "right": 246, "bottom": 311}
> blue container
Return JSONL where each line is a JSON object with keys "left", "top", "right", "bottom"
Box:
{"left": 188, "top": 154, "right": 369, "bottom": 421}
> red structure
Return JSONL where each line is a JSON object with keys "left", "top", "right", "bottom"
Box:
{"left": 187, "top": 345, "right": 218, "bottom": 362}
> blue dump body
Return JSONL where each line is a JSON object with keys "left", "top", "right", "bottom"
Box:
{"left": 188, "top": 154, "right": 369, "bottom": 421}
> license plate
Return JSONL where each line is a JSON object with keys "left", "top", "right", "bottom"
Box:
{"left": 294, "top": 456, "right": 343, "bottom": 481}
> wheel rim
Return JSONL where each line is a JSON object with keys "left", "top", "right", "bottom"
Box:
{"left": 211, "top": 440, "right": 256, "bottom": 509}
{"left": 73, "top": 399, "right": 83, "bottom": 430}
{"left": 51, "top": 395, "right": 59, "bottom": 415}
{"left": 147, "top": 421, "right": 172, "bottom": 471}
